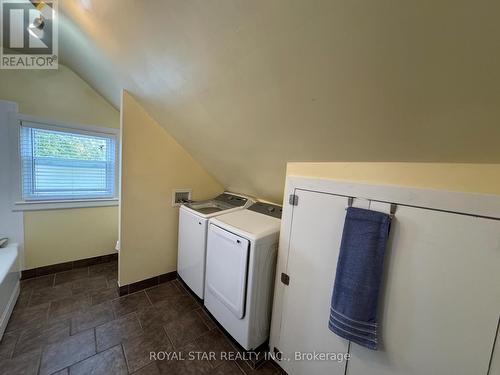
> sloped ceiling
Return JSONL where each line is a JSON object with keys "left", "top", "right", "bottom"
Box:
{"left": 58, "top": 0, "right": 500, "bottom": 202}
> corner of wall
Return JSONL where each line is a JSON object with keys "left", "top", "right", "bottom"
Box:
{"left": 119, "top": 91, "right": 223, "bottom": 286}
{"left": 1, "top": 65, "right": 121, "bottom": 270}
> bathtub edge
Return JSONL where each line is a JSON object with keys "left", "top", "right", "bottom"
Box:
{"left": 0, "top": 280, "right": 19, "bottom": 339}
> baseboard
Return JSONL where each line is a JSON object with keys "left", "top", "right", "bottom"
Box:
{"left": 118, "top": 271, "right": 177, "bottom": 296}
{"left": 0, "top": 281, "right": 19, "bottom": 340}
{"left": 21, "top": 253, "right": 118, "bottom": 280}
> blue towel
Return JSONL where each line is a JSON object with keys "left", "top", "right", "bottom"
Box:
{"left": 328, "top": 207, "right": 392, "bottom": 350}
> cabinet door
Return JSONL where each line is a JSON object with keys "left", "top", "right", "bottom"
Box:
{"left": 278, "top": 189, "right": 355, "bottom": 375}
{"left": 347, "top": 206, "right": 500, "bottom": 375}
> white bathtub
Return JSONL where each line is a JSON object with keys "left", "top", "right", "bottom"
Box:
{"left": 0, "top": 243, "right": 20, "bottom": 339}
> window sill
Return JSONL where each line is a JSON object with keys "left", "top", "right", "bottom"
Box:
{"left": 12, "top": 198, "right": 119, "bottom": 211}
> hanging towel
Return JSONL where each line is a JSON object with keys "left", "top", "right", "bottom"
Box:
{"left": 328, "top": 206, "right": 392, "bottom": 350}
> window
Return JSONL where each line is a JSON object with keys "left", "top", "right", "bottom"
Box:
{"left": 11, "top": 117, "right": 119, "bottom": 210}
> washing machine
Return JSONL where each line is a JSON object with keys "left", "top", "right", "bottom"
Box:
{"left": 177, "top": 192, "right": 253, "bottom": 299}
{"left": 204, "top": 201, "right": 282, "bottom": 350}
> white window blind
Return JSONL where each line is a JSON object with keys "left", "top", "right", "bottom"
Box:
{"left": 20, "top": 122, "right": 117, "bottom": 201}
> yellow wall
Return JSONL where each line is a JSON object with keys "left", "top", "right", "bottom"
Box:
{"left": 23, "top": 207, "right": 118, "bottom": 269}
{"left": 0, "top": 65, "right": 118, "bottom": 125}
{"left": 287, "top": 163, "right": 500, "bottom": 196}
{"left": 0, "top": 64, "right": 120, "bottom": 269}
{"left": 119, "top": 91, "right": 223, "bottom": 286}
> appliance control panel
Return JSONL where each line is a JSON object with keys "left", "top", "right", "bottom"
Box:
{"left": 214, "top": 193, "right": 248, "bottom": 207}
{"left": 248, "top": 202, "right": 282, "bottom": 219}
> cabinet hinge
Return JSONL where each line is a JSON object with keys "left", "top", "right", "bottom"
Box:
{"left": 281, "top": 272, "right": 290, "bottom": 285}
{"left": 289, "top": 194, "right": 299, "bottom": 206}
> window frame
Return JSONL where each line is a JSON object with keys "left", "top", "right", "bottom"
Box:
{"left": 9, "top": 113, "right": 120, "bottom": 211}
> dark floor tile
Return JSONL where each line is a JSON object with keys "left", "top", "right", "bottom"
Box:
{"left": 146, "top": 282, "right": 183, "bottom": 304}
{"left": 6, "top": 303, "right": 50, "bottom": 333}
{"left": 11, "top": 317, "right": 70, "bottom": 345}
{"left": 213, "top": 361, "right": 244, "bottom": 374}
{"left": 153, "top": 293, "right": 199, "bottom": 322}
{"left": 165, "top": 310, "right": 210, "bottom": 349}
{"left": 106, "top": 270, "right": 118, "bottom": 282}
{"left": 0, "top": 332, "right": 19, "bottom": 359}
{"left": 1, "top": 258, "right": 279, "bottom": 375}
{"left": 52, "top": 368, "right": 69, "bottom": 375}
{"left": 48, "top": 295, "right": 91, "bottom": 319}
{"left": 122, "top": 328, "right": 172, "bottom": 373}
{"left": 90, "top": 261, "right": 117, "bottom": 277}
{"left": 0, "top": 350, "right": 41, "bottom": 375}
{"left": 71, "top": 301, "right": 115, "bottom": 334}
{"left": 194, "top": 330, "right": 235, "bottom": 368}
{"left": 39, "top": 329, "right": 96, "bottom": 375}
{"left": 30, "top": 285, "right": 73, "bottom": 307}
{"left": 136, "top": 305, "right": 171, "bottom": 332}
{"left": 156, "top": 342, "right": 212, "bottom": 375}
{"left": 132, "top": 362, "right": 161, "bottom": 374}
{"left": 229, "top": 345, "right": 267, "bottom": 369}
{"left": 71, "top": 276, "right": 109, "bottom": 295}
{"left": 54, "top": 268, "right": 89, "bottom": 285}
{"left": 136, "top": 293, "right": 199, "bottom": 334}
{"left": 173, "top": 280, "right": 202, "bottom": 306}
{"left": 172, "top": 279, "right": 189, "bottom": 294}
{"left": 135, "top": 305, "right": 161, "bottom": 328}
{"left": 112, "top": 291, "right": 151, "bottom": 317}
{"left": 95, "top": 313, "right": 143, "bottom": 352}
{"left": 108, "top": 278, "right": 120, "bottom": 292}
{"left": 236, "top": 361, "right": 281, "bottom": 375}
{"left": 20, "top": 275, "right": 55, "bottom": 290}
{"left": 197, "top": 309, "right": 217, "bottom": 330}
{"left": 15, "top": 288, "right": 33, "bottom": 309}
{"left": 13, "top": 320, "right": 69, "bottom": 357}
{"left": 70, "top": 345, "right": 128, "bottom": 375}
{"left": 90, "top": 286, "right": 119, "bottom": 306}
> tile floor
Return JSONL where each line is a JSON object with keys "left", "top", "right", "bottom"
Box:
{"left": 0, "top": 260, "right": 283, "bottom": 375}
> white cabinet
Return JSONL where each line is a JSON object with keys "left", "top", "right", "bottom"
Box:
{"left": 347, "top": 207, "right": 500, "bottom": 375}
{"left": 270, "top": 177, "right": 500, "bottom": 375}
{"left": 276, "top": 190, "right": 349, "bottom": 375}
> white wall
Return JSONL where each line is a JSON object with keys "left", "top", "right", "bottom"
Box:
{"left": 0, "top": 101, "right": 24, "bottom": 268}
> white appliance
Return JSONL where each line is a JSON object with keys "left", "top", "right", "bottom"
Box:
{"left": 177, "top": 192, "right": 253, "bottom": 299}
{"left": 204, "top": 202, "right": 282, "bottom": 350}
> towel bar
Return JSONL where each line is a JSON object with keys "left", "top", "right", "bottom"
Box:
{"left": 346, "top": 197, "right": 397, "bottom": 218}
